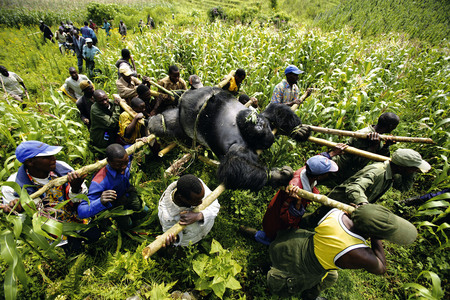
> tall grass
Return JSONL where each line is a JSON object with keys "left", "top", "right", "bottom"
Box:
{"left": 315, "top": 0, "right": 450, "bottom": 46}
{"left": 0, "top": 13, "right": 449, "bottom": 300}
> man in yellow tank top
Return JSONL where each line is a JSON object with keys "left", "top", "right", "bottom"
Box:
{"left": 267, "top": 204, "right": 417, "bottom": 299}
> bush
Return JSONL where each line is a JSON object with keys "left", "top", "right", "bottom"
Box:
{"left": 0, "top": 8, "right": 85, "bottom": 27}
{"left": 86, "top": 2, "right": 120, "bottom": 24}
{"left": 208, "top": 7, "right": 227, "bottom": 22}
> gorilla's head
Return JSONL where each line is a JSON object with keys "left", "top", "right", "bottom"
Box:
{"left": 236, "top": 109, "right": 274, "bottom": 150}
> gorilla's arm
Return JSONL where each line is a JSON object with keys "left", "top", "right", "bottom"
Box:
{"left": 260, "top": 103, "right": 310, "bottom": 142}
{"left": 147, "top": 107, "right": 188, "bottom": 140}
{"left": 217, "top": 144, "right": 268, "bottom": 191}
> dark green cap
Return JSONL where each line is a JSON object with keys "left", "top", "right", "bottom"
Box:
{"left": 351, "top": 204, "right": 417, "bottom": 245}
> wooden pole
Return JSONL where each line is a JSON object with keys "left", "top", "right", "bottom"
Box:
{"left": 307, "top": 125, "right": 434, "bottom": 144}
{"left": 288, "top": 185, "right": 355, "bottom": 214}
{"left": 216, "top": 70, "right": 235, "bottom": 89}
{"left": 307, "top": 136, "right": 390, "bottom": 162}
{"left": 142, "top": 183, "right": 226, "bottom": 259}
{"left": 164, "top": 153, "right": 193, "bottom": 177}
{"left": 148, "top": 80, "right": 176, "bottom": 99}
{"left": 114, "top": 94, "right": 145, "bottom": 126}
{"left": 29, "top": 135, "right": 156, "bottom": 201}
{"left": 158, "top": 142, "right": 177, "bottom": 157}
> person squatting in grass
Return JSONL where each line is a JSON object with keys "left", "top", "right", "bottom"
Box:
{"left": 240, "top": 145, "right": 347, "bottom": 244}
{"left": 118, "top": 97, "right": 149, "bottom": 145}
{"left": 158, "top": 174, "right": 220, "bottom": 247}
{"left": 0, "top": 141, "right": 100, "bottom": 254}
{"left": 322, "top": 112, "right": 400, "bottom": 187}
{"left": 76, "top": 80, "right": 95, "bottom": 128}
{"left": 158, "top": 65, "right": 188, "bottom": 92}
{"left": 222, "top": 68, "right": 246, "bottom": 96}
{"left": 300, "top": 148, "right": 432, "bottom": 229}
{"left": 61, "top": 67, "right": 89, "bottom": 101}
{"left": 0, "top": 65, "right": 28, "bottom": 103}
{"left": 89, "top": 89, "right": 123, "bottom": 156}
{"left": 115, "top": 48, "right": 138, "bottom": 79}
{"left": 267, "top": 203, "right": 418, "bottom": 299}
{"left": 116, "top": 64, "right": 146, "bottom": 104}
{"left": 77, "top": 144, "right": 148, "bottom": 229}
{"left": 271, "top": 65, "right": 305, "bottom": 106}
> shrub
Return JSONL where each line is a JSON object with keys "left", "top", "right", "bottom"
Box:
{"left": 208, "top": 7, "right": 227, "bottom": 22}
{"left": 86, "top": 2, "right": 120, "bottom": 24}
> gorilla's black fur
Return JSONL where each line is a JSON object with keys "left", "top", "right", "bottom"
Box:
{"left": 148, "top": 87, "right": 308, "bottom": 191}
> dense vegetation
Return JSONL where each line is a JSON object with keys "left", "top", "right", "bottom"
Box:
{"left": 0, "top": 0, "right": 449, "bottom": 299}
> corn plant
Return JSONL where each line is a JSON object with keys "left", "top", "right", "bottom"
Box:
{"left": 403, "top": 271, "right": 444, "bottom": 300}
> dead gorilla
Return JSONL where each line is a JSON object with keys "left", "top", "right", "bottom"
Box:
{"left": 148, "top": 87, "right": 310, "bottom": 191}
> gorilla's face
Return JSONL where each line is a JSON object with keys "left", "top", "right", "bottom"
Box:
{"left": 237, "top": 109, "right": 274, "bottom": 150}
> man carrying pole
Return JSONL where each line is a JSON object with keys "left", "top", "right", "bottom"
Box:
{"left": 158, "top": 174, "right": 220, "bottom": 247}
{"left": 267, "top": 202, "right": 417, "bottom": 299}
{"left": 323, "top": 112, "right": 400, "bottom": 186}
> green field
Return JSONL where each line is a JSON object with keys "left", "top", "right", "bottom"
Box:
{"left": 0, "top": 0, "right": 449, "bottom": 299}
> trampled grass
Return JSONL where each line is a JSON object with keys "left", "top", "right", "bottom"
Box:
{"left": 0, "top": 3, "right": 449, "bottom": 300}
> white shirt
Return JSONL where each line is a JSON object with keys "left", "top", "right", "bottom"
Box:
{"left": 0, "top": 71, "right": 24, "bottom": 97}
{"left": 158, "top": 179, "right": 220, "bottom": 246}
{"left": 62, "top": 74, "right": 89, "bottom": 99}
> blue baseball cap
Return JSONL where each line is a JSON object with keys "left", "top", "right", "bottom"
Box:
{"left": 15, "top": 141, "right": 62, "bottom": 163}
{"left": 306, "top": 155, "right": 338, "bottom": 176}
{"left": 284, "top": 65, "right": 304, "bottom": 75}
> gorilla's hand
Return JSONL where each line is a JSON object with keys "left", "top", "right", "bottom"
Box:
{"left": 268, "top": 166, "right": 294, "bottom": 188}
{"left": 291, "top": 125, "right": 311, "bottom": 142}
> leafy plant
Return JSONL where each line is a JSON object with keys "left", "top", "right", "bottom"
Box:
{"left": 192, "top": 239, "right": 242, "bottom": 299}
{"left": 403, "top": 271, "right": 444, "bottom": 300}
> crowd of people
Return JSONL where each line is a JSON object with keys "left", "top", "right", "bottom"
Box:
{"left": 0, "top": 20, "right": 438, "bottom": 299}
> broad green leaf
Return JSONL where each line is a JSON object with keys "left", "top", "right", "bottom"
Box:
{"left": 6, "top": 215, "right": 22, "bottom": 239}
{"left": 403, "top": 283, "right": 433, "bottom": 298}
{"left": 193, "top": 254, "right": 208, "bottom": 276}
{"left": 225, "top": 276, "right": 241, "bottom": 290}
{"left": 42, "top": 218, "right": 63, "bottom": 237}
{"left": 419, "top": 271, "right": 444, "bottom": 299}
{"left": 32, "top": 212, "right": 53, "bottom": 240}
{"left": 419, "top": 200, "right": 450, "bottom": 210}
{"left": 4, "top": 267, "right": 17, "bottom": 300}
{"left": 211, "top": 281, "right": 226, "bottom": 299}
{"left": 210, "top": 238, "right": 224, "bottom": 254}
{"left": 19, "top": 186, "right": 37, "bottom": 216}
{"left": 415, "top": 221, "right": 437, "bottom": 228}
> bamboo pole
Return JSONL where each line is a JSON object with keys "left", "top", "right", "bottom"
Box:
{"left": 307, "top": 125, "right": 434, "bottom": 144}
{"left": 287, "top": 185, "right": 355, "bottom": 214}
{"left": 158, "top": 142, "right": 177, "bottom": 157}
{"left": 198, "top": 155, "right": 220, "bottom": 167}
{"left": 148, "top": 80, "right": 176, "bottom": 99}
{"left": 216, "top": 70, "right": 235, "bottom": 89}
{"left": 307, "top": 136, "right": 390, "bottom": 162}
{"left": 164, "top": 153, "right": 193, "bottom": 177}
{"left": 113, "top": 94, "right": 145, "bottom": 126}
{"left": 142, "top": 183, "right": 226, "bottom": 259}
{"left": 29, "top": 135, "right": 156, "bottom": 201}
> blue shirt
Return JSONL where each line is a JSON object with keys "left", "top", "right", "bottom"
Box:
{"left": 82, "top": 45, "right": 101, "bottom": 60}
{"left": 80, "top": 26, "right": 94, "bottom": 38}
{"left": 77, "top": 163, "right": 131, "bottom": 219}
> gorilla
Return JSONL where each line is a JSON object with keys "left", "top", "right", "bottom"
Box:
{"left": 148, "top": 86, "right": 310, "bottom": 191}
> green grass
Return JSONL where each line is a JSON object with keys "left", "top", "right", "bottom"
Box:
{"left": 0, "top": 1, "right": 449, "bottom": 299}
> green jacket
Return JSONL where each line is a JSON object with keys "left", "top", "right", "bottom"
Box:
{"left": 327, "top": 161, "right": 394, "bottom": 205}
{"left": 327, "top": 126, "right": 390, "bottom": 185}
{"left": 89, "top": 101, "right": 121, "bottom": 151}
